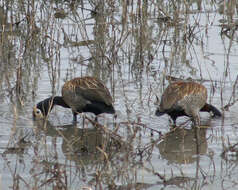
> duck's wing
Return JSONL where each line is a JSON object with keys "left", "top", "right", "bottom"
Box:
{"left": 63, "top": 77, "right": 113, "bottom": 106}
{"left": 160, "top": 81, "right": 207, "bottom": 111}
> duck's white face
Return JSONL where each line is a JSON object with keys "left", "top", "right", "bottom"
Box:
{"left": 33, "top": 106, "right": 44, "bottom": 119}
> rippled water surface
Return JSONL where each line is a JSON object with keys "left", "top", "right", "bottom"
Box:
{"left": 0, "top": 1, "right": 238, "bottom": 189}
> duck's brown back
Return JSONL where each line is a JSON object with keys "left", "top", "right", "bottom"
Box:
{"left": 62, "top": 77, "right": 113, "bottom": 112}
{"left": 159, "top": 81, "right": 207, "bottom": 115}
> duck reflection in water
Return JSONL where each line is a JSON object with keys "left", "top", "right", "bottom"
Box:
{"left": 33, "top": 119, "right": 120, "bottom": 164}
{"left": 157, "top": 127, "right": 208, "bottom": 164}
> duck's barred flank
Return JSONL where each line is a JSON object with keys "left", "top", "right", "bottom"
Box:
{"left": 155, "top": 81, "right": 221, "bottom": 126}
{"left": 33, "top": 76, "right": 115, "bottom": 122}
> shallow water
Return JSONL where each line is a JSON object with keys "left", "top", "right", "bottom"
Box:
{"left": 0, "top": 1, "right": 238, "bottom": 189}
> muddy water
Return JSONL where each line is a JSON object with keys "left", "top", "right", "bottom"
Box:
{"left": 0, "top": 1, "right": 238, "bottom": 190}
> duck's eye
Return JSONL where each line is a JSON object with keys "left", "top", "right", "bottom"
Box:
{"left": 36, "top": 109, "right": 41, "bottom": 115}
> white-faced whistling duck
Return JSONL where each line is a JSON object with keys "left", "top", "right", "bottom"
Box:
{"left": 33, "top": 76, "right": 115, "bottom": 122}
{"left": 155, "top": 81, "right": 222, "bottom": 126}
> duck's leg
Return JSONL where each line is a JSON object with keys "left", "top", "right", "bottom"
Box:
{"left": 73, "top": 112, "right": 77, "bottom": 124}
{"left": 191, "top": 109, "right": 201, "bottom": 127}
{"left": 170, "top": 115, "right": 177, "bottom": 127}
{"left": 81, "top": 113, "right": 86, "bottom": 127}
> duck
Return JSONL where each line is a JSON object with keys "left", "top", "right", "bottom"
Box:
{"left": 155, "top": 81, "right": 221, "bottom": 126}
{"left": 33, "top": 76, "right": 115, "bottom": 122}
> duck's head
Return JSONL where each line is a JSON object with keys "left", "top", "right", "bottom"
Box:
{"left": 33, "top": 105, "right": 44, "bottom": 119}
{"left": 32, "top": 97, "right": 54, "bottom": 120}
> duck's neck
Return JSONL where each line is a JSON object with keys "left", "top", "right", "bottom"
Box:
{"left": 155, "top": 108, "right": 165, "bottom": 117}
{"left": 37, "top": 96, "right": 70, "bottom": 116}
{"left": 53, "top": 96, "right": 70, "bottom": 108}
